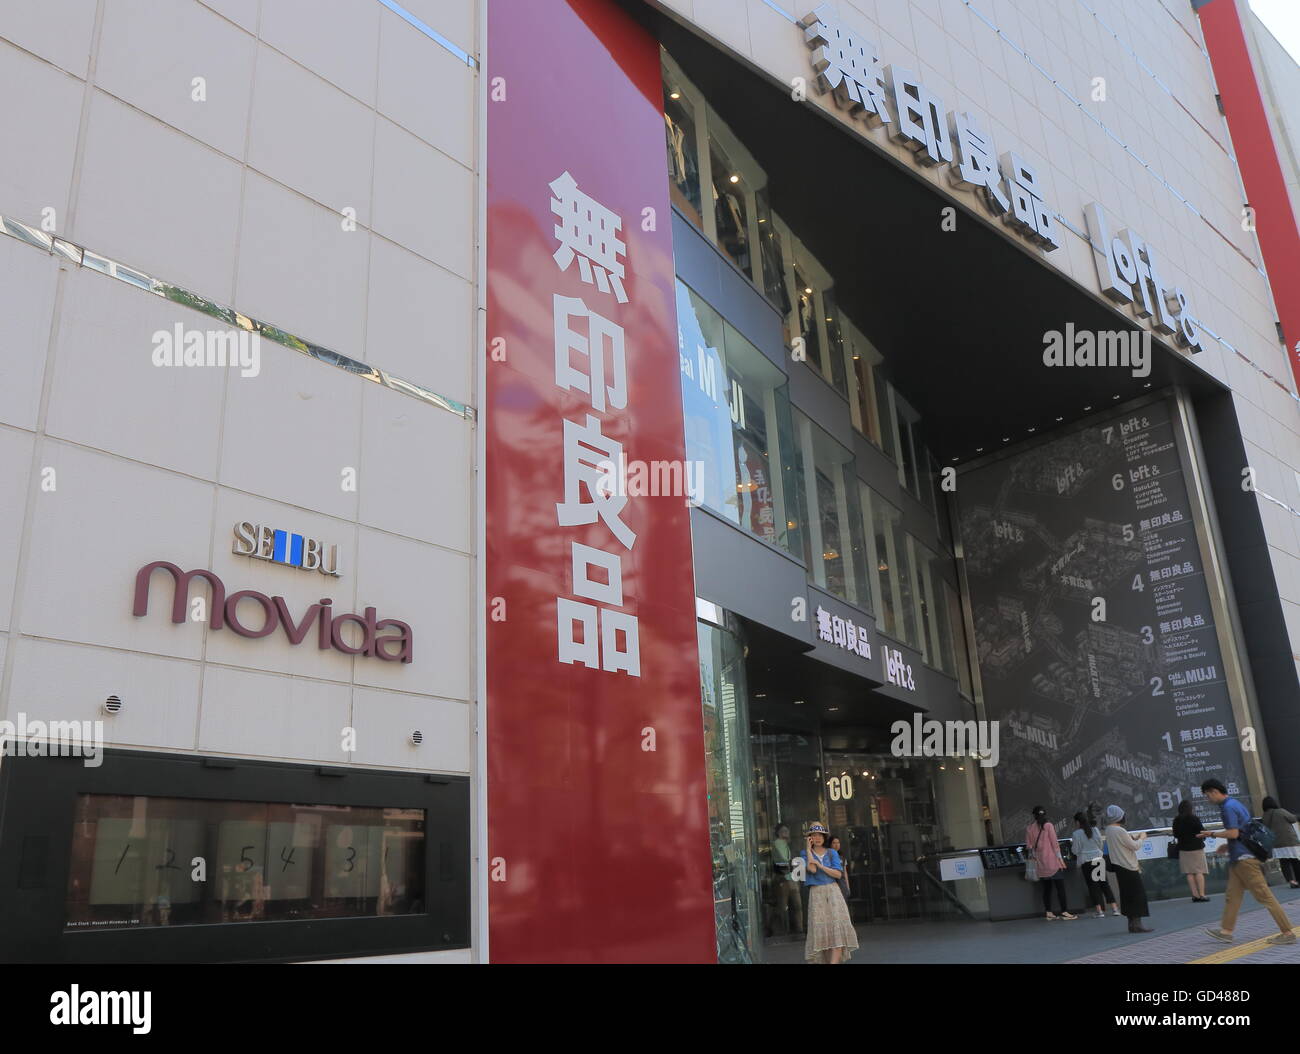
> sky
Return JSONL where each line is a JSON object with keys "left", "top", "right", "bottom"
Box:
{"left": 1250, "top": 0, "right": 1300, "bottom": 64}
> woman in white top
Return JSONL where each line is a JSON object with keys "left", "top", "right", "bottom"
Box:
{"left": 1070, "top": 811, "right": 1119, "bottom": 918}
{"left": 1104, "top": 805, "right": 1153, "bottom": 933}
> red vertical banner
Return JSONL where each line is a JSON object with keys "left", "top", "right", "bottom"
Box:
{"left": 1201, "top": 0, "right": 1300, "bottom": 389}
{"left": 485, "top": 0, "right": 714, "bottom": 962}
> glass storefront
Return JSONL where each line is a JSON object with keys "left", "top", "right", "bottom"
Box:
{"left": 746, "top": 673, "right": 977, "bottom": 947}
{"left": 822, "top": 752, "right": 944, "bottom": 923}
{"left": 673, "top": 43, "right": 987, "bottom": 958}
{"left": 751, "top": 723, "right": 826, "bottom": 943}
{"left": 697, "top": 608, "right": 989, "bottom": 956}
{"left": 697, "top": 618, "right": 761, "bottom": 963}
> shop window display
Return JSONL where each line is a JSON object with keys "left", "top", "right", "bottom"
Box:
{"left": 677, "top": 279, "right": 800, "bottom": 555}
{"left": 710, "top": 136, "right": 752, "bottom": 276}
{"left": 821, "top": 287, "right": 849, "bottom": 395}
{"left": 64, "top": 794, "right": 426, "bottom": 930}
{"left": 862, "top": 485, "right": 908, "bottom": 641}
{"left": 663, "top": 76, "right": 703, "bottom": 229}
{"left": 794, "top": 412, "right": 868, "bottom": 607}
{"left": 661, "top": 50, "right": 958, "bottom": 510}
{"left": 845, "top": 319, "right": 884, "bottom": 448}
{"left": 755, "top": 188, "right": 791, "bottom": 315}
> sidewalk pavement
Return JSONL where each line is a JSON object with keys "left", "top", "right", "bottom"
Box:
{"left": 761, "top": 886, "right": 1300, "bottom": 964}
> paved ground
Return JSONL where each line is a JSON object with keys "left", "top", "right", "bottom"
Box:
{"left": 761, "top": 886, "right": 1300, "bottom": 964}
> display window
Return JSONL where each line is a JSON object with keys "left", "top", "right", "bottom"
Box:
{"left": 862, "top": 484, "right": 905, "bottom": 640}
{"left": 794, "top": 411, "right": 868, "bottom": 607}
{"left": 662, "top": 52, "right": 705, "bottom": 231}
{"left": 0, "top": 750, "right": 469, "bottom": 963}
{"left": 677, "top": 279, "right": 800, "bottom": 555}
{"left": 844, "top": 317, "right": 885, "bottom": 449}
{"left": 65, "top": 794, "right": 426, "bottom": 931}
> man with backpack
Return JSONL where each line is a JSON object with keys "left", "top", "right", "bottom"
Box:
{"left": 1200, "top": 778, "right": 1296, "bottom": 945}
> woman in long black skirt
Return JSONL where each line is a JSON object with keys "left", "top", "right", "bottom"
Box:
{"left": 1103, "top": 805, "right": 1152, "bottom": 933}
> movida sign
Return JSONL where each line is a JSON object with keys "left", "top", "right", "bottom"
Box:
{"left": 132, "top": 561, "right": 412, "bottom": 662}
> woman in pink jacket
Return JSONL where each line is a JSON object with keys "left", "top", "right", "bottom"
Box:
{"left": 1027, "top": 806, "right": 1077, "bottom": 920}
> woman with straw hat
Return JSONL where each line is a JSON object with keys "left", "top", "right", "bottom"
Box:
{"left": 800, "top": 823, "right": 858, "bottom": 963}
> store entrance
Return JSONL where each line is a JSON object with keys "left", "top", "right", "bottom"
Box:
{"left": 822, "top": 752, "right": 942, "bottom": 924}
{"left": 751, "top": 722, "right": 824, "bottom": 942}
{"left": 744, "top": 627, "right": 946, "bottom": 945}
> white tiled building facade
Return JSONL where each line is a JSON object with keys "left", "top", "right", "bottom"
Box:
{"left": 0, "top": 0, "right": 479, "bottom": 962}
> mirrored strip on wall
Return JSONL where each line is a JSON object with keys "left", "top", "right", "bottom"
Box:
{"left": 0, "top": 213, "right": 476, "bottom": 422}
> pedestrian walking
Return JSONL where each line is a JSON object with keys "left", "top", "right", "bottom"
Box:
{"left": 1071, "top": 811, "right": 1119, "bottom": 918}
{"left": 1203, "top": 780, "right": 1297, "bottom": 945}
{"left": 1103, "top": 805, "right": 1153, "bottom": 933}
{"left": 800, "top": 822, "right": 858, "bottom": 963}
{"left": 1027, "top": 806, "right": 1076, "bottom": 920}
{"left": 1262, "top": 796, "right": 1300, "bottom": 889}
{"left": 1172, "top": 798, "right": 1210, "bottom": 902}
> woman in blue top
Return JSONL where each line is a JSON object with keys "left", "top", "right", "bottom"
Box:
{"left": 801, "top": 823, "right": 858, "bottom": 963}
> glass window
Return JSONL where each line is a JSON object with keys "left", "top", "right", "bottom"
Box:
{"left": 894, "top": 392, "right": 921, "bottom": 497}
{"left": 698, "top": 619, "right": 760, "bottom": 962}
{"left": 896, "top": 533, "right": 921, "bottom": 649}
{"left": 863, "top": 485, "right": 909, "bottom": 642}
{"left": 791, "top": 264, "right": 823, "bottom": 373}
{"left": 756, "top": 188, "right": 790, "bottom": 316}
{"left": 678, "top": 280, "right": 733, "bottom": 516}
{"left": 65, "top": 794, "right": 426, "bottom": 930}
{"left": 710, "top": 135, "right": 753, "bottom": 276}
{"left": 678, "top": 280, "right": 800, "bottom": 555}
{"left": 945, "top": 580, "right": 973, "bottom": 698}
{"left": 845, "top": 320, "right": 883, "bottom": 448}
{"left": 874, "top": 367, "right": 898, "bottom": 462}
{"left": 915, "top": 541, "right": 957, "bottom": 674}
{"left": 794, "top": 411, "right": 868, "bottom": 607}
{"left": 662, "top": 53, "right": 767, "bottom": 286}
{"left": 821, "top": 287, "right": 849, "bottom": 396}
{"left": 663, "top": 61, "right": 703, "bottom": 231}
{"left": 783, "top": 236, "right": 849, "bottom": 398}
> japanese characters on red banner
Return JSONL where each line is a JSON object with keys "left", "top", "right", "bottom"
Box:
{"left": 550, "top": 172, "right": 641, "bottom": 676}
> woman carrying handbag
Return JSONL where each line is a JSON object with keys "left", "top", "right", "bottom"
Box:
{"left": 1026, "top": 806, "right": 1076, "bottom": 920}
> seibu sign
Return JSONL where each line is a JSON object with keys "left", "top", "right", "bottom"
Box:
{"left": 132, "top": 561, "right": 412, "bottom": 662}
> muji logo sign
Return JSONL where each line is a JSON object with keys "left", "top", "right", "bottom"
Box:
{"left": 132, "top": 562, "right": 411, "bottom": 662}
{"left": 232, "top": 521, "right": 340, "bottom": 576}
